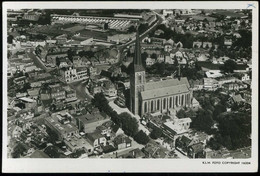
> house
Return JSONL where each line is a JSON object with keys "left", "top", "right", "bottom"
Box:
{"left": 163, "top": 9, "right": 174, "bottom": 17}
{"left": 18, "top": 97, "right": 37, "bottom": 109}
{"left": 120, "top": 148, "right": 145, "bottom": 158}
{"left": 76, "top": 113, "right": 110, "bottom": 133}
{"left": 203, "top": 78, "right": 218, "bottom": 90}
{"left": 27, "top": 88, "right": 40, "bottom": 99}
{"left": 187, "top": 142, "right": 205, "bottom": 158}
{"left": 64, "top": 135, "right": 94, "bottom": 153}
{"left": 85, "top": 131, "right": 107, "bottom": 149}
{"left": 143, "top": 143, "right": 169, "bottom": 158}
{"left": 193, "top": 41, "right": 202, "bottom": 48}
{"left": 44, "top": 112, "right": 79, "bottom": 140}
{"left": 157, "top": 54, "right": 165, "bottom": 63}
{"left": 55, "top": 34, "right": 68, "bottom": 45}
{"left": 113, "top": 134, "right": 132, "bottom": 150}
{"left": 49, "top": 84, "right": 66, "bottom": 101}
{"left": 175, "top": 135, "right": 192, "bottom": 155}
{"left": 212, "top": 56, "right": 230, "bottom": 64}
{"left": 146, "top": 57, "right": 156, "bottom": 66}
{"left": 230, "top": 94, "right": 245, "bottom": 105}
{"left": 189, "top": 79, "right": 204, "bottom": 91}
{"left": 217, "top": 77, "right": 237, "bottom": 87}
{"left": 111, "top": 124, "right": 124, "bottom": 138}
{"left": 223, "top": 82, "right": 247, "bottom": 91}
{"left": 241, "top": 90, "right": 251, "bottom": 104}
{"left": 164, "top": 43, "right": 173, "bottom": 52}
{"left": 46, "top": 52, "right": 68, "bottom": 66}
{"left": 13, "top": 75, "right": 27, "bottom": 86}
{"left": 102, "top": 80, "right": 117, "bottom": 97}
{"left": 96, "top": 120, "right": 114, "bottom": 137}
{"left": 71, "top": 56, "right": 83, "bottom": 67}
{"left": 224, "top": 36, "right": 232, "bottom": 47}
{"left": 12, "top": 125, "right": 23, "bottom": 138}
{"left": 163, "top": 118, "right": 192, "bottom": 136}
{"left": 29, "top": 150, "right": 50, "bottom": 158}
{"left": 205, "top": 70, "right": 223, "bottom": 78}
{"left": 202, "top": 42, "right": 212, "bottom": 49}
{"left": 241, "top": 73, "right": 250, "bottom": 81}
{"left": 165, "top": 55, "right": 174, "bottom": 64}
{"left": 60, "top": 67, "right": 88, "bottom": 83}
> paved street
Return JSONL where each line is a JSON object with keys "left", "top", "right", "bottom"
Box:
{"left": 68, "top": 80, "right": 93, "bottom": 101}
{"left": 27, "top": 51, "right": 48, "bottom": 71}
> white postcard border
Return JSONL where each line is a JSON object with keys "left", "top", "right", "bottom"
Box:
{"left": 2, "top": 1, "right": 258, "bottom": 173}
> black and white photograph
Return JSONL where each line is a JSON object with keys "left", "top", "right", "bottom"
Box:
{"left": 2, "top": 1, "right": 258, "bottom": 173}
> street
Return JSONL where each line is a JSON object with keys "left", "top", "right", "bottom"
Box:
{"left": 68, "top": 80, "right": 93, "bottom": 101}
{"left": 108, "top": 101, "right": 150, "bottom": 135}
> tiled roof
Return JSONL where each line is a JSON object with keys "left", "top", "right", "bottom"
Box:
{"left": 145, "top": 77, "right": 190, "bottom": 91}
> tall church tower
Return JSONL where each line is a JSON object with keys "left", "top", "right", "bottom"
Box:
{"left": 130, "top": 28, "right": 146, "bottom": 115}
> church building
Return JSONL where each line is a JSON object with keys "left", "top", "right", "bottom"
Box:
{"left": 130, "top": 29, "right": 193, "bottom": 116}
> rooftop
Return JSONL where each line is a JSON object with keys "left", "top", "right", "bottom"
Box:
{"left": 76, "top": 113, "right": 106, "bottom": 125}
{"left": 45, "top": 112, "right": 78, "bottom": 134}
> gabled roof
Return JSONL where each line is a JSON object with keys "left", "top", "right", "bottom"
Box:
{"left": 232, "top": 94, "right": 244, "bottom": 103}
{"left": 141, "top": 77, "right": 190, "bottom": 100}
{"left": 141, "top": 84, "right": 189, "bottom": 100}
{"left": 86, "top": 132, "right": 103, "bottom": 143}
{"left": 113, "top": 135, "right": 131, "bottom": 146}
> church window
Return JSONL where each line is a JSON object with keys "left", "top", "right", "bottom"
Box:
{"left": 169, "top": 97, "right": 172, "bottom": 108}
{"left": 182, "top": 95, "right": 184, "bottom": 106}
{"left": 138, "top": 74, "right": 142, "bottom": 83}
{"left": 176, "top": 96, "right": 178, "bottom": 106}
{"left": 163, "top": 98, "right": 166, "bottom": 109}
{"left": 144, "top": 102, "right": 147, "bottom": 113}
{"left": 151, "top": 101, "right": 154, "bottom": 112}
{"left": 157, "top": 99, "right": 160, "bottom": 110}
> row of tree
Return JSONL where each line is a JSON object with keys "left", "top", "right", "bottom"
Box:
{"left": 92, "top": 93, "right": 150, "bottom": 145}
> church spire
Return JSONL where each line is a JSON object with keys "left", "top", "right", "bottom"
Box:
{"left": 133, "top": 26, "right": 145, "bottom": 72}
{"left": 134, "top": 27, "right": 142, "bottom": 66}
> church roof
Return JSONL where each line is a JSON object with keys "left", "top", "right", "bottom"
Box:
{"left": 144, "top": 77, "right": 190, "bottom": 91}
{"left": 141, "top": 84, "right": 189, "bottom": 100}
{"left": 141, "top": 77, "right": 190, "bottom": 100}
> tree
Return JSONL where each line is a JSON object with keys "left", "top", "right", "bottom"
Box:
{"left": 150, "top": 127, "right": 163, "bottom": 139}
{"left": 151, "top": 53, "right": 157, "bottom": 59}
{"left": 176, "top": 109, "right": 186, "bottom": 119}
{"left": 12, "top": 143, "right": 26, "bottom": 158}
{"left": 139, "top": 23, "right": 149, "bottom": 34}
{"left": 192, "top": 109, "right": 214, "bottom": 133}
{"left": 7, "top": 35, "right": 14, "bottom": 44}
{"left": 134, "top": 130, "right": 150, "bottom": 145}
{"left": 220, "top": 60, "right": 238, "bottom": 73}
{"left": 207, "top": 137, "right": 222, "bottom": 150}
{"left": 119, "top": 112, "right": 139, "bottom": 137}
{"left": 141, "top": 52, "right": 148, "bottom": 68}
{"left": 128, "top": 25, "right": 136, "bottom": 33}
{"left": 92, "top": 92, "right": 112, "bottom": 113}
{"left": 217, "top": 112, "right": 251, "bottom": 150}
{"left": 213, "top": 104, "right": 226, "bottom": 120}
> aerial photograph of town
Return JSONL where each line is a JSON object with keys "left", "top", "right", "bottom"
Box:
{"left": 6, "top": 8, "right": 252, "bottom": 159}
